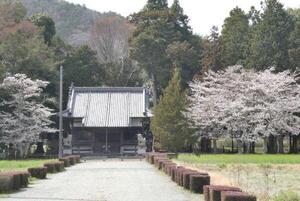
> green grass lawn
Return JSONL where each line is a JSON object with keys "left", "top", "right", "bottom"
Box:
{"left": 0, "top": 159, "right": 56, "bottom": 172}
{"left": 176, "top": 154, "right": 300, "bottom": 200}
{"left": 177, "top": 153, "right": 300, "bottom": 165}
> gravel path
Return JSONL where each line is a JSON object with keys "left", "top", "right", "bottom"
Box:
{"left": 1, "top": 159, "right": 202, "bottom": 201}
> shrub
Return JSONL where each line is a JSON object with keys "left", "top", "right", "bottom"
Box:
{"left": 8, "top": 172, "right": 21, "bottom": 190}
{"left": 73, "top": 155, "right": 80, "bottom": 163}
{"left": 221, "top": 191, "right": 257, "bottom": 201}
{"left": 0, "top": 174, "right": 14, "bottom": 192}
{"left": 68, "top": 156, "right": 76, "bottom": 165}
{"left": 175, "top": 167, "right": 186, "bottom": 184}
{"left": 154, "top": 157, "right": 167, "bottom": 167}
{"left": 150, "top": 154, "right": 155, "bottom": 164}
{"left": 164, "top": 162, "right": 176, "bottom": 174}
{"left": 59, "top": 157, "right": 70, "bottom": 167}
{"left": 167, "top": 164, "right": 177, "bottom": 176}
{"left": 162, "top": 161, "right": 174, "bottom": 173}
{"left": 209, "top": 185, "right": 241, "bottom": 201}
{"left": 189, "top": 174, "right": 210, "bottom": 194}
{"left": 204, "top": 185, "right": 211, "bottom": 201}
{"left": 28, "top": 167, "right": 47, "bottom": 179}
{"left": 54, "top": 161, "right": 65, "bottom": 172}
{"left": 44, "top": 163, "right": 56, "bottom": 173}
{"left": 182, "top": 171, "right": 204, "bottom": 189}
{"left": 17, "top": 171, "right": 30, "bottom": 187}
{"left": 158, "top": 159, "right": 170, "bottom": 170}
{"left": 273, "top": 191, "right": 300, "bottom": 201}
{"left": 171, "top": 166, "right": 177, "bottom": 181}
{"left": 178, "top": 168, "right": 191, "bottom": 186}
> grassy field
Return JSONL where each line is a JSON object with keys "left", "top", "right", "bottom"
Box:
{"left": 0, "top": 159, "right": 56, "bottom": 172}
{"left": 175, "top": 154, "right": 300, "bottom": 201}
{"left": 177, "top": 154, "right": 300, "bottom": 165}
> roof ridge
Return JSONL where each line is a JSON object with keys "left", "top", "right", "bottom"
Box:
{"left": 73, "top": 87, "right": 145, "bottom": 93}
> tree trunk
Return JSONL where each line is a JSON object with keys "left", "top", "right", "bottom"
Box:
{"left": 268, "top": 135, "right": 277, "bottom": 154}
{"left": 212, "top": 139, "right": 217, "bottom": 153}
{"left": 292, "top": 135, "right": 298, "bottom": 153}
{"left": 231, "top": 138, "right": 234, "bottom": 153}
{"left": 243, "top": 142, "right": 247, "bottom": 153}
{"left": 277, "top": 135, "right": 284, "bottom": 154}
{"left": 289, "top": 134, "right": 293, "bottom": 153}
{"left": 151, "top": 73, "right": 158, "bottom": 106}
{"left": 237, "top": 140, "right": 243, "bottom": 154}
{"left": 263, "top": 137, "right": 268, "bottom": 154}
{"left": 200, "top": 138, "right": 211, "bottom": 153}
{"left": 251, "top": 142, "right": 256, "bottom": 153}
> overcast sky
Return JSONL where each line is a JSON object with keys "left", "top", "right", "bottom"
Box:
{"left": 65, "top": 0, "right": 299, "bottom": 36}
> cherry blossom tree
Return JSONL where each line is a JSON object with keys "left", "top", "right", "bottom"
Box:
{"left": 186, "top": 66, "right": 300, "bottom": 153}
{"left": 0, "top": 74, "right": 55, "bottom": 157}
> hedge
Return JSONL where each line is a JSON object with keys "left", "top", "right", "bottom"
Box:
{"left": 189, "top": 174, "right": 210, "bottom": 194}
{"left": 17, "top": 171, "right": 30, "bottom": 188}
{"left": 0, "top": 174, "right": 14, "bottom": 192}
{"left": 206, "top": 185, "right": 242, "bottom": 201}
{"left": 221, "top": 191, "right": 257, "bottom": 201}
{"left": 182, "top": 170, "right": 201, "bottom": 189}
{"left": 44, "top": 161, "right": 65, "bottom": 173}
{"left": 0, "top": 171, "right": 29, "bottom": 191}
{"left": 161, "top": 161, "right": 174, "bottom": 173}
{"left": 44, "top": 162, "right": 56, "bottom": 173}
{"left": 59, "top": 157, "right": 70, "bottom": 167}
{"left": 164, "top": 162, "right": 176, "bottom": 174}
{"left": 28, "top": 167, "right": 47, "bottom": 179}
{"left": 68, "top": 156, "right": 76, "bottom": 165}
{"left": 171, "top": 166, "right": 178, "bottom": 181}
{"left": 158, "top": 159, "right": 171, "bottom": 170}
{"left": 175, "top": 167, "right": 186, "bottom": 185}
{"left": 73, "top": 155, "right": 80, "bottom": 163}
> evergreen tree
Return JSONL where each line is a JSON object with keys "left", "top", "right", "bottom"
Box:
{"left": 220, "top": 7, "right": 249, "bottom": 67}
{"left": 150, "top": 68, "right": 193, "bottom": 152}
{"left": 170, "top": 0, "right": 191, "bottom": 38}
{"left": 0, "top": 31, "right": 58, "bottom": 96}
{"left": 201, "top": 26, "right": 223, "bottom": 72}
{"left": 247, "top": 0, "right": 294, "bottom": 71}
{"left": 288, "top": 8, "right": 300, "bottom": 69}
{"left": 129, "top": 0, "right": 202, "bottom": 104}
{"left": 31, "top": 13, "right": 56, "bottom": 46}
{"left": 62, "top": 45, "right": 105, "bottom": 105}
{"left": 145, "top": 0, "right": 168, "bottom": 11}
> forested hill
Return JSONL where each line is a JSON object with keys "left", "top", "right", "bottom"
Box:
{"left": 18, "top": 0, "right": 124, "bottom": 45}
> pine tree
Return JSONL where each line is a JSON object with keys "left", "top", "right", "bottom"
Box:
{"left": 129, "top": 0, "right": 202, "bottom": 104}
{"left": 145, "top": 0, "right": 168, "bottom": 11}
{"left": 220, "top": 7, "right": 249, "bottom": 67}
{"left": 247, "top": 0, "right": 294, "bottom": 71}
{"left": 288, "top": 8, "right": 300, "bottom": 70}
{"left": 170, "top": 0, "right": 191, "bottom": 38}
{"left": 150, "top": 68, "right": 193, "bottom": 152}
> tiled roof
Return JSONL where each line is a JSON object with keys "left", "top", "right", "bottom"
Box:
{"left": 67, "top": 87, "right": 148, "bottom": 127}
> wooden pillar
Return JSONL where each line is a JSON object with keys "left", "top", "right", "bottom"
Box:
{"left": 120, "top": 131, "right": 123, "bottom": 154}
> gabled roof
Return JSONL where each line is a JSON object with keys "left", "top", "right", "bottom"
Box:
{"left": 66, "top": 87, "right": 149, "bottom": 127}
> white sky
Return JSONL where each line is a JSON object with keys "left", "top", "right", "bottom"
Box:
{"left": 65, "top": 0, "right": 299, "bottom": 36}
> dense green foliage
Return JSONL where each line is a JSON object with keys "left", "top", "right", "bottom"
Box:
{"left": 150, "top": 69, "right": 193, "bottom": 152}
{"left": 129, "top": 0, "right": 202, "bottom": 103}
{"left": 203, "top": 0, "right": 299, "bottom": 72}
{"left": 177, "top": 154, "right": 300, "bottom": 164}
{"left": 0, "top": 19, "right": 58, "bottom": 97}
{"left": 31, "top": 13, "right": 56, "bottom": 45}
{"left": 247, "top": 0, "right": 294, "bottom": 71}
{"left": 288, "top": 8, "right": 300, "bottom": 70}
{"left": 220, "top": 7, "right": 249, "bottom": 67}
